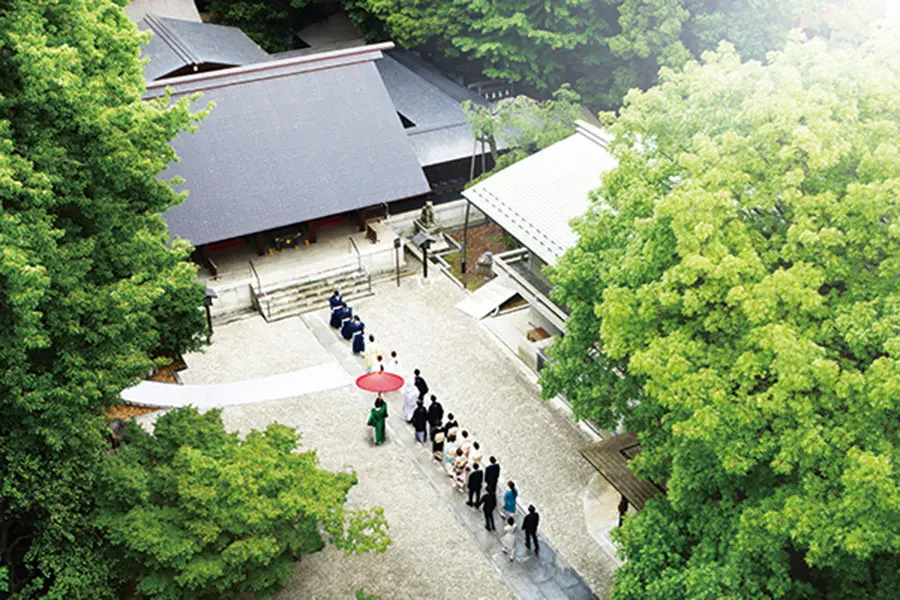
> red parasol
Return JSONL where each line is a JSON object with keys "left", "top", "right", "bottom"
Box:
{"left": 356, "top": 371, "right": 404, "bottom": 393}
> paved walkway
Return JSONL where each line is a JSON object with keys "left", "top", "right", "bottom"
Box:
{"left": 325, "top": 276, "right": 619, "bottom": 596}
{"left": 120, "top": 362, "right": 351, "bottom": 408}
{"left": 303, "top": 311, "right": 595, "bottom": 599}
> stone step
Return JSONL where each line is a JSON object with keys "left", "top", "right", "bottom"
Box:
{"left": 263, "top": 265, "right": 364, "bottom": 296}
{"left": 265, "top": 274, "right": 370, "bottom": 307}
{"left": 266, "top": 276, "right": 366, "bottom": 303}
{"left": 266, "top": 289, "right": 375, "bottom": 322}
{"left": 211, "top": 306, "right": 258, "bottom": 327}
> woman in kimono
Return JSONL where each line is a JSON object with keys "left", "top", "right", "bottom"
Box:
{"left": 340, "top": 309, "right": 355, "bottom": 340}
{"left": 350, "top": 316, "right": 366, "bottom": 354}
{"left": 431, "top": 426, "right": 445, "bottom": 461}
{"left": 453, "top": 448, "right": 468, "bottom": 492}
{"left": 443, "top": 434, "right": 458, "bottom": 476}
{"left": 367, "top": 395, "right": 388, "bottom": 445}
{"left": 364, "top": 334, "right": 382, "bottom": 372}
{"left": 330, "top": 301, "right": 347, "bottom": 329}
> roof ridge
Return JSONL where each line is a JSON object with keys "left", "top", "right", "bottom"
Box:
{"left": 144, "top": 42, "right": 395, "bottom": 97}
{"left": 574, "top": 120, "right": 611, "bottom": 149}
{"left": 145, "top": 13, "right": 198, "bottom": 66}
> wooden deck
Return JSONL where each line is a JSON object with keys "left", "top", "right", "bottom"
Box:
{"left": 580, "top": 432, "right": 664, "bottom": 511}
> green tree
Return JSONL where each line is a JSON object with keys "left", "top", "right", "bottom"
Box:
{"left": 0, "top": 1, "right": 208, "bottom": 596}
{"left": 96, "top": 408, "right": 390, "bottom": 600}
{"left": 201, "top": 0, "right": 328, "bottom": 52}
{"left": 463, "top": 84, "right": 583, "bottom": 179}
{"left": 349, "top": 0, "right": 834, "bottom": 107}
{"left": 543, "top": 30, "right": 900, "bottom": 599}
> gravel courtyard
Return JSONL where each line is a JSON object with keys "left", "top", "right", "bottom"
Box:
{"left": 175, "top": 274, "right": 618, "bottom": 598}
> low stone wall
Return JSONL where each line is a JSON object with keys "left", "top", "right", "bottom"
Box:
{"left": 387, "top": 198, "right": 487, "bottom": 238}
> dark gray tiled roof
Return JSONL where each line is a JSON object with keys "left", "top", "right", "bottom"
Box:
{"left": 376, "top": 50, "right": 488, "bottom": 167}
{"left": 140, "top": 14, "right": 269, "bottom": 81}
{"left": 145, "top": 45, "right": 430, "bottom": 246}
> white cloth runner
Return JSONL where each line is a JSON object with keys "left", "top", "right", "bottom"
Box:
{"left": 120, "top": 361, "right": 352, "bottom": 408}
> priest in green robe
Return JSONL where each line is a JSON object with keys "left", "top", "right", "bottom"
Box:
{"left": 367, "top": 395, "right": 388, "bottom": 445}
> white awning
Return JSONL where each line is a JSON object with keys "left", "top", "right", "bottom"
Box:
{"left": 455, "top": 275, "right": 518, "bottom": 319}
{"left": 462, "top": 121, "right": 617, "bottom": 265}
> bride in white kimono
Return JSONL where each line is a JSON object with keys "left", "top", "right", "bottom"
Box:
{"left": 400, "top": 364, "right": 418, "bottom": 423}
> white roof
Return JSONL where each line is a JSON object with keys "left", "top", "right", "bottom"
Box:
{"left": 126, "top": 0, "right": 202, "bottom": 23}
{"left": 462, "top": 121, "right": 616, "bottom": 265}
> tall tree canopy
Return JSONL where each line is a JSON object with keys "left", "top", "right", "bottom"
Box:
{"left": 204, "top": 0, "right": 833, "bottom": 107}
{"left": 0, "top": 0, "right": 207, "bottom": 595}
{"left": 462, "top": 84, "right": 583, "bottom": 178}
{"left": 347, "top": 0, "right": 830, "bottom": 107}
{"left": 96, "top": 409, "right": 390, "bottom": 599}
{"left": 542, "top": 28, "right": 900, "bottom": 599}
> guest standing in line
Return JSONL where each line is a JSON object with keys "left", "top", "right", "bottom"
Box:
{"left": 523, "top": 505, "right": 540, "bottom": 554}
{"left": 478, "top": 489, "right": 497, "bottom": 531}
{"left": 443, "top": 434, "right": 458, "bottom": 475}
{"left": 466, "top": 463, "right": 483, "bottom": 507}
{"left": 366, "top": 395, "right": 388, "bottom": 445}
{"left": 412, "top": 399, "right": 428, "bottom": 445}
{"left": 469, "top": 441, "right": 484, "bottom": 468}
{"left": 443, "top": 413, "right": 459, "bottom": 438}
{"left": 453, "top": 447, "right": 468, "bottom": 492}
{"left": 431, "top": 426, "right": 445, "bottom": 461}
{"left": 427, "top": 395, "right": 443, "bottom": 442}
{"left": 413, "top": 369, "right": 429, "bottom": 400}
{"left": 502, "top": 481, "right": 518, "bottom": 519}
{"left": 350, "top": 316, "right": 365, "bottom": 354}
{"left": 364, "top": 334, "right": 382, "bottom": 372}
{"left": 501, "top": 516, "right": 517, "bottom": 561}
{"left": 484, "top": 456, "right": 501, "bottom": 496}
{"left": 459, "top": 430, "right": 472, "bottom": 457}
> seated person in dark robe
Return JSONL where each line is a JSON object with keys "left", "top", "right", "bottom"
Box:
{"left": 350, "top": 316, "right": 366, "bottom": 354}
{"left": 340, "top": 310, "right": 355, "bottom": 340}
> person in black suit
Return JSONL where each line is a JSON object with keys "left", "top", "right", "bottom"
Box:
{"left": 413, "top": 369, "right": 429, "bottom": 400}
{"left": 412, "top": 399, "right": 428, "bottom": 445}
{"left": 484, "top": 456, "right": 500, "bottom": 495}
{"left": 523, "top": 505, "right": 540, "bottom": 554}
{"left": 466, "top": 463, "right": 483, "bottom": 506}
{"left": 427, "top": 394, "right": 443, "bottom": 442}
{"left": 477, "top": 488, "right": 497, "bottom": 531}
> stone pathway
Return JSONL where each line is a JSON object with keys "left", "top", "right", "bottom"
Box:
{"left": 323, "top": 276, "right": 619, "bottom": 596}
{"left": 303, "top": 311, "right": 596, "bottom": 600}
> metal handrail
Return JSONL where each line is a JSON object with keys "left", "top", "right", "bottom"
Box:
{"left": 248, "top": 260, "right": 271, "bottom": 320}
{"left": 348, "top": 236, "right": 362, "bottom": 271}
{"left": 248, "top": 260, "right": 263, "bottom": 294}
